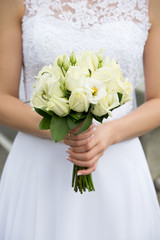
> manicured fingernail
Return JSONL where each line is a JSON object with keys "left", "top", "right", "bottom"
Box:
{"left": 91, "top": 134, "right": 94, "bottom": 139}
{"left": 66, "top": 149, "right": 71, "bottom": 153}
{"left": 77, "top": 172, "right": 83, "bottom": 176}
{"left": 67, "top": 156, "right": 72, "bottom": 161}
{"left": 93, "top": 127, "right": 96, "bottom": 132}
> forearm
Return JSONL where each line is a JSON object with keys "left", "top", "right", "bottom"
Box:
{"left": 0, "top": 94, "right": 51, "bottom": 139}
{"left": 109, "top": 98, "right": 160, "bottom": 144}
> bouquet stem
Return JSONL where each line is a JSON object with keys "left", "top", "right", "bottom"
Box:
{"left": 72, "top": 164, "right": 95, "bottom": 194}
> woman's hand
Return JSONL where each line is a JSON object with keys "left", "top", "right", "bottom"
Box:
{"left": 63, "top": 122, "right": 115, "bottom": 175}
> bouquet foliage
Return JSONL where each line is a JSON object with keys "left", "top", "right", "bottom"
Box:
{"left": 30, "top": 49, "right": 132, "bottom": 193}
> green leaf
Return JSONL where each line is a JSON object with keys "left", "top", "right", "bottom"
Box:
{"left": 39, "top": 117, "right": 51, "bottom": 130}
{"left": 118, "top": 92, "right": 123, "bottom": 102}
{"left": 42, "top": 72, "right": 52, "bottom": 77}
{"left": 69, "top": 111, "right": 87, "bottom": 120}
{"left": 64, "top": 90, "right": 71, "bottom": 99}
{"left": 93, "top": 114, "right": 104, "bottom": 123}
{"left": 110, "top": 105, "right": 121, "bottom": 112}
{"left": 67, "top": 115, "right": 84, "bottom": 131}
{"left": 34, "top": 108, "right": 53, "bottom": 118}
{"left": 88, "top": 69, "right": 92, "bottom": 76}
{"left": 50, "top": 115, "right": 69, "bottom": 142}
{"left": 76, "top": 112, "right": 93, "bottom": 135}
{"left": 92, "top": 113, "right": 109, "bottom": 122}
{"left": 103, "top": 113, "right": 109, "bottom": 119}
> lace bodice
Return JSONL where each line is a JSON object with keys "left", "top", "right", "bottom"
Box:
{"left": 24, "top": 0, "right": 150, "bottom": 29}
{"left": 22, "top": 0, "right": 151, "bottom": 119}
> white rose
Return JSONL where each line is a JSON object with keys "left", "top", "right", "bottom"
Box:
{"left": 47, "top": 96, "right": 70, "bottom": 117}
{"left": 118, "top": 80, "right": 132, "bottom": 104}
{"left": 91, "top": 66, "right": 118, "bottom": 83}
{"left": 107, "top": 92, "right": 121, "bottom": 110}
{"left": 47, "top": 77, "right": 64, "bottom": 98}
{"left": 34, "top": 73, "right": 50, "bottom": 92}
{"left": 105, "top": 79, "right": 124, "bottom": 93}
{"left": 103, "top": 57, "right": 123, "bottom": 79}
{"left": 37, "top": 65, "right": 55, "bottom": 79}
{"left": 91, "top": 92, "right": 120, "bottom": 117}
{"left": 69, "top": 88, "right": 90, "bottom": 112}
{"left": 76, "top": 50, "right": 99, "bottom": 77}
{"left": 65, "top": 66, "right": 86, "bottom": 91}
{"left": 33, "top": 76, "right": 45, "bottom": 92}
{"left": 34, "top": 74, "right": 64, "bottom": 99}
{"left": 34, "top": 65, "right": 63, "bottom": 93}
{"left": 30, "top": 92, "right": 48, "bottom": 109}
{"left": 104, "top": 79, "right": 132, "bottom": 106}
{"left": 38, "top": 63, "right": 63, "bottom": 80}
{"left": 52, "top": 66, "right": 63, "bottom": 79}
{"left": 104, "top": 75, "right": 132, "bottom": 95}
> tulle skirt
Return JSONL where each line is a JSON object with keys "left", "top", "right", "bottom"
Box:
{"left": 0, "top": 132, "right": 160, "bottom": 240}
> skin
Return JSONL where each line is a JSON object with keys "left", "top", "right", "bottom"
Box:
{"left": 0, "top": 0, "right": 160, "bottom": 175}
{"left": 0, "top": 0, "right": 50, "bottom": 139}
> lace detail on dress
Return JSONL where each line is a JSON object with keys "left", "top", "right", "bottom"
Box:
{"left": 24, "top": 0, "right": 151, "bottom": 30}
{"left": 22, "top": 0, "right": 151, "bottom": 121}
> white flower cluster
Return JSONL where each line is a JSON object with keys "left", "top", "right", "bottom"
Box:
{"left": 31, "top": 50, "right": 132, "bottom": 117}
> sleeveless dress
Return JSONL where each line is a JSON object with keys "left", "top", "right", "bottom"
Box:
{"left": 0, "top": 1, "right": 160, "bottom": 239}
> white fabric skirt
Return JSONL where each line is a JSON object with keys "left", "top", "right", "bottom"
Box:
{"left": 0, "top": 132, "right": 160, "bottom": 240}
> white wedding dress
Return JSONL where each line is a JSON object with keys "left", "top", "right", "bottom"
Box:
{"left": 0, "top": 0, "right": 160, "bottom": 239}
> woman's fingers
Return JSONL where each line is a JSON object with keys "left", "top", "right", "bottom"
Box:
{"left": 65, "top": 124, "right": 95, "bottom": 141}
{"left": 63, "top": 125, "right": 96, "bottom": 147}
{"left": 65, "top": 128, "right": 94, "bottom": 141}
{"left": 71, "top": 125, "right": 95, "bottom": 141}
{"left": 68, "top": 137, "right": 96, "bottom": 153}
{"left": 78, "top": 162, "right": 98, "bottom": 176}
{"left": 63, "top": 136, "right": 92, "bottom": 147}
{"left": 72, "top": 123, "right": 95, "bottom": 135}
{"left": 67, "top": 151, "right": 104, "bottom": 175}
{"left": 65, "top": 123, "right": 111, "bottom": 175}
{"left": 67, "top": 143, "right": 103, "bottom": 163}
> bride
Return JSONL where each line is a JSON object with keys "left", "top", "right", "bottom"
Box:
{"left": 0, "top": 0, "right": 160, "bottom": 239}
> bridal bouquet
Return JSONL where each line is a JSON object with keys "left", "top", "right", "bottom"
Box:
{"left": 30, "top": 49, "right": 132, "bottom": 194}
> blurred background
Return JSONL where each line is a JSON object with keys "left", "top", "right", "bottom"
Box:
{"left": 0, "top": 71, "right": 160, "bottom": 202}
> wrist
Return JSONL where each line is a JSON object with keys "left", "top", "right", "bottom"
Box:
{"left": 103, "top": 120, "right": 120, "bottom": 146}
{"left": 37, "top": 129, "right": 52, "bottom": 140}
